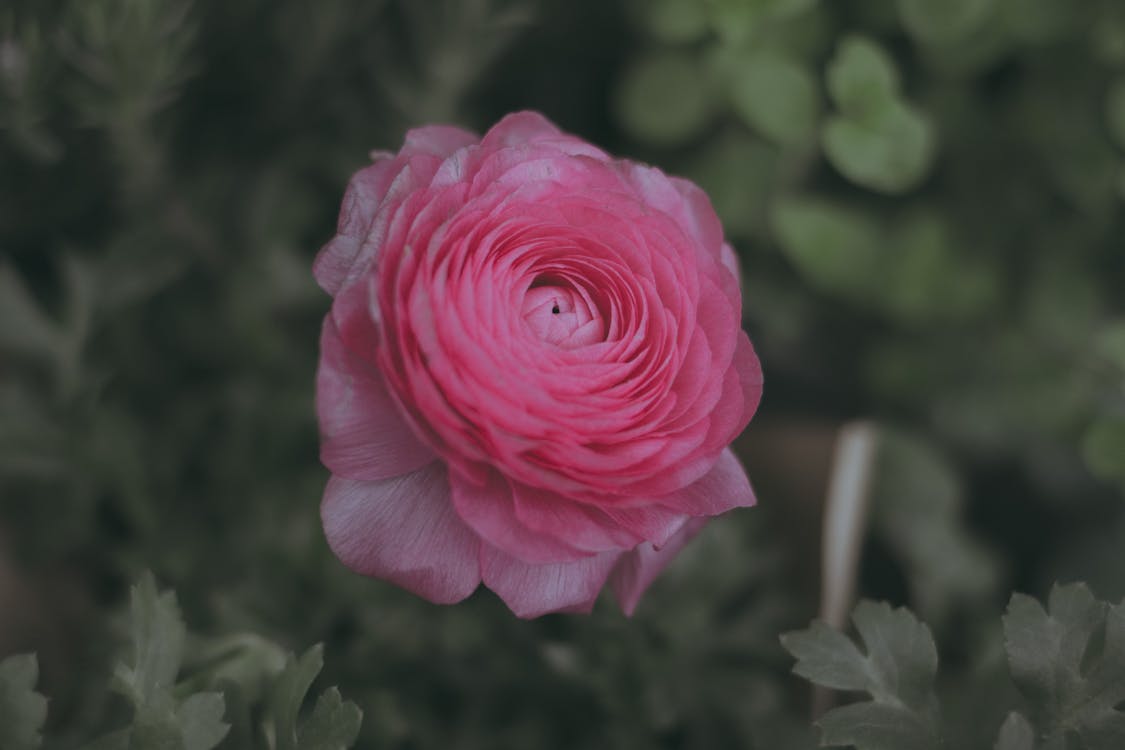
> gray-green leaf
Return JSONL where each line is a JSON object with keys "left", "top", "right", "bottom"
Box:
{"left": 994, "top": 712, "right": 1035, "bottom": 750}
{"left": 271, "top": 645, "right": 363, "bottom": 750}
{"left": 0, "top": 654, "right": 47, "bottom": 750}
{"left": 297, "top": 688, "right": 363, "bottom": 750}
{"left": 818, "top": 701, "right": 940, "bottom": 750}
{"left": 1003, "top": 584, "right": 1125, "bottom": 749}
{"left": 177, "top": 693, "right": 229, "bottom": 750}
{"left": 781, "top": 601, "right": 943, "bottom": 749}
{"left": 114, "top": 572, "right": 186, "bottom": 709}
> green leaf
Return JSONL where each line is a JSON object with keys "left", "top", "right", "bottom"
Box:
{"left": 0, "top": 263, "right": 64, "bottom": 363}
{"left": 881, "top": 212, "right": 997, "bottom": 322}
{"left": 898, "top": 0, "right": 995, "bottom": 45}
{"left": 272, "top": 645, "right": 325, "bottom": 750}
{"left": 0, "top": 654, "right": 48, "bottom": 750}
{"left": 780, "top": 621, "right": 871, "bottom": 692}
{"left": 781, "top": 601, "right": 943, "bottom": 750}
{"left": 114, "top": 572, "right": 186, "bottom": 710}
{"left": 686, "top": 133, "right": 777, "bottom": 237}
{"left": 1107, "top": 79, "right": 1125, "bottom": 153}
{"left": 297, "top": 688, "right": 363, "bottom": 750}
{"left": 826, "top": 36, "right": 900, "bottom": 119}
{"left": 850, "top": 600, "right": 938, "bottom": 708}
{"left": 823, "top": 102, "right": 936, "bottom": 193}
{"left": 1003, "top": 584, "right": 1125, "bottom": 749}
{"left": 271, "top": 645, "right": 363, "bottom": 750}
{"left": 771, "top": 198, "right": 882, "bottom": 299}
{"left": 615, "top": 52, "right": 716, "bottom": 147}
{"left": 177, "top": 693, "right": 229, "bottom": 750}
{"left": 818, "top": 701, "right": 940, "bottom": 750}
{"left": 1094, "top": 321, "right": 1125, "bottom": 372}
{"left": 994, "top": 712, "right": 1035, "bottom": 750}
{"left": 80, "top": 729, "right": 131, "bottom": 750}
{"left": 1082, "top": 418, "right": 1125, "bottom": 483}
{"left": 630, "top": 0, "right": 710, "bottom": 43}
{"left": 728, "top": 53, "right": 819, "bottom": 146}
{"left": 704, "top": 0, "right": 818, "bottom": 42}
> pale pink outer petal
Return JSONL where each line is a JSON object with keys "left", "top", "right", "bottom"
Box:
{"left": 450, "top": 471, "right": 589, "bottom": 564}
{"left": 656, "top": 447, "right": 756, "bottom": 516}
{"left": 401, "top": 124, "right": 479, "bottom": 157}
{"left": 317, "top": 316, "right": 436, "bottom": 480}
{"left": 481, "top": 111, "right": 610, "bottom": 159}
{"left": 610, "top": 517, "right": 710, "bottom": 616}
{"left": 480, "top": 544, "right": 623, "bottom": 618}
{"left": 321, "top": 463, "right": 481, "bottom": 604}
{"left": 313, "top": 125, "right": 478, "bottom": 296}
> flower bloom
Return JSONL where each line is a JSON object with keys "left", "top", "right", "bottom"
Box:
{"left": 314, "top": 112, "right": 762, "bottom": 618}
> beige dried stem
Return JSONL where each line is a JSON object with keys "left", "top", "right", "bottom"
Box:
{"left": 814, "top": 421, "right": 879, "bottom": 717}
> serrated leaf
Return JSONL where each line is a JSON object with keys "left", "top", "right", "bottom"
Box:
{"left": 296, "top": 688, "right": 363, "bottom": 750}
{"left": 272, "top": 645, "right": 324, "bottom": 750}
{"left": 270, "top": 645, "right": 363, "bottom": 750}
{"left": 771, "top": 198, "right": 882, "bottom": 299}
{"left": 115, "top": 573, "right": 186, "bottom": 709}
{"left": 852, "top": 601, "right": 938, "bottom": 708}
{"left": 826, "top": 36, "right": 899, "bottom": 118}
{"left": 823, "top": 102, "right": 935, "bottom": 194}
{"left": 728, "top": 53, "right": 819, "bottom": 146}
{"left": 177, "top": 693, "right": 229, "bottom": 750}
{"left": 818, "top": 701, "right": 940, "bottom": 750}
{"left": 782, "top": 601, "right": 942, "bottom": 750}
{"left": 780, "top": 621, "right": 871, "bottom": 692}
{"left": 994, "top": 712, "right": 1035, "bottom": 750}
{"left": 1003, "top": 584, "right": 1125, "bottom": 749}
{"left": 0, "top": 653, "right": 48, "bottom": 750}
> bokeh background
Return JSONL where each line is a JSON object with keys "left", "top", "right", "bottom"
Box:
{"left": 2, "top": 0, "right": 1124, "bottom": 747}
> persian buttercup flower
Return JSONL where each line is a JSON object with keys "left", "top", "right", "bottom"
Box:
{"left": 314, "top": 112, "right": 762, "bottom": 618}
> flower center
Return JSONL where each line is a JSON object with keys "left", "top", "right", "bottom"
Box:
{"left": 521, "top": 282, "right": 604, "bottom": 349}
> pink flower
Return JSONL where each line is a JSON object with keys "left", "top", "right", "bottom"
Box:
{"left": 314, "top": 112, "right": 763, "bottom": 618}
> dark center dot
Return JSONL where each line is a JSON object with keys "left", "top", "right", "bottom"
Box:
{"left": 551, "top": 304, "right": 560, "bottom": 314}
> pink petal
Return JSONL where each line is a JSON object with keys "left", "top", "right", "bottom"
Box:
{"left": 481, "top": 111, "right": 564, "bottom": 148}
{"left": 317, "top": 315, "right": 436, "bottom": 480}
{"left": 313, "top": 157, "right": 403, "bottom": 295}
{"left": 481, "top": 543, "right": 622, "bottom": 618}
{"left": 610, "top": 517, "right": 710, "bottom": 616}
{"left": 656, "top": 447, "right": 756, "bottom": 516}
{"left": 402, "top": 124, "right": 479, "bottom": 158}
{"left": 321, "top": 463, "right": 481, "bottom": 604}
{"left": 450, "top": 471, "right": 589, "bottom": 563}
{"left": 512, "top": 483, "right": 643, "bottom": 552}
{"left": 480, "top": 111, "right": 609, "bottom": 159}
{"left": 669, "top": 175, "right": 726, "bottom": 257}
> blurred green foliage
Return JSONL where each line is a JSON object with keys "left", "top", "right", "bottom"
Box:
{"left": 1, "top": 0, "right": 1124, "bottom": 747}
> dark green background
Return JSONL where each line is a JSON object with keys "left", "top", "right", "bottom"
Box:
{"left": 1, "top": 0, "right": 1124, "bottom": 747}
